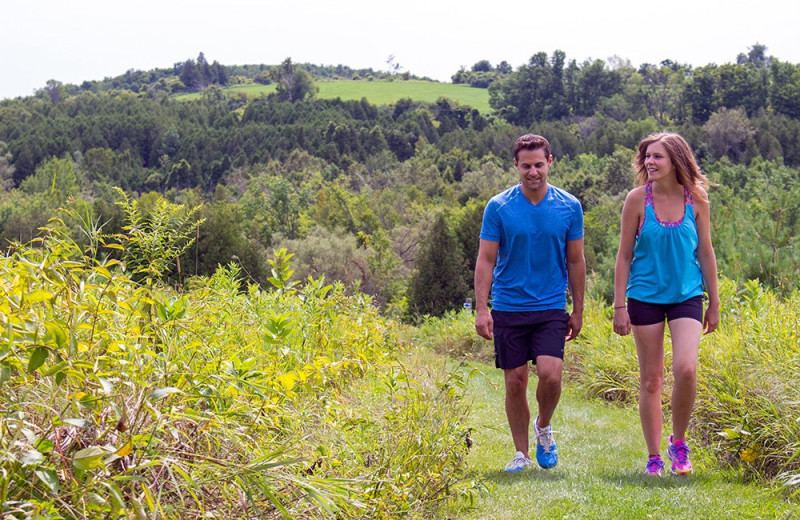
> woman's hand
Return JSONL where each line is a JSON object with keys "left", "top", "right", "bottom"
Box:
{"left": 703, "top": 301, "right": 720, "bottom": 334}
{"left": 613, "top": 307, "right": 631, "bottom": 336}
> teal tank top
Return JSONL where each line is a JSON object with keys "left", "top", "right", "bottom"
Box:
{"left": 627, "top": 182, "right": 704, "bottom": 304}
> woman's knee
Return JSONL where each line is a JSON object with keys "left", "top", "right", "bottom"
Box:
{"left": 673, "top": 363, "right": 697, "bottom": 383}
{"left": 640, "top": 373, "right": 664, "bottom": 394}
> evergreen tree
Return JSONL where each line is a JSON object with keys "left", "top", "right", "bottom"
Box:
{"left": 406, "top": 213, "right": 469, "bottom": 318}
{"left": 179, "top": 59, "right": 201, "bottom": 91}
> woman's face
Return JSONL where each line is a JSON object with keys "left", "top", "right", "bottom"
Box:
{"left": 644, "top": 141, "right": 675, "bottom": 182}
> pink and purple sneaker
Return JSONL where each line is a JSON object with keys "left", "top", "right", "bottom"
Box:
{"left": 645, "top": 454, "right": 665, "bottom": 476}
{"left": 667, "top": 434, "right": 693, "bottom": 475}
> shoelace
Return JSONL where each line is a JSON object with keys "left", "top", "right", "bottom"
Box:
{"left": 672, "top": 442, "right": 691, "bottom": 464}
{"left": 507, "top": 455, "right": 529, "bottom": 470}
{"left": 537, "top": 428, "right": 554, "bottom": 452}
{"left": 646, "top": 457, "right": 663, "bottom": 473}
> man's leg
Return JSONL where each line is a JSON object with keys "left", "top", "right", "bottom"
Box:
{"left": 504, "top": 364, "right": 530, "bottom": 457}
{"left": 534, "top": 355, "right": 563, "bottom": 428}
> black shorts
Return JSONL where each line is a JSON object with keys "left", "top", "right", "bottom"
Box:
{"left": 627, "top": 296, "right": 703, "bottom": 326}
{"left": 492, "top": 309, "right": 569, "bottom": 369}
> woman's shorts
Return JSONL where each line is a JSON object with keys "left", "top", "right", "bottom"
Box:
{"left": 627, "top": 296, "right": 703, "bottom": 326}
{"left": 491, "top": 309, "right": 569, "bottom": 369}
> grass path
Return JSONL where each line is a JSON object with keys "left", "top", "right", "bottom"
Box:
{"left": 447, "top": 363, "right": 797, "bottom": 519}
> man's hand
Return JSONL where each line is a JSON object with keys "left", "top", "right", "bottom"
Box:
{"left": 566, "top": 311, "right": 583, "bottom": 341}
{"left": 475, "top": 309, "right": 493, "bottom": 340}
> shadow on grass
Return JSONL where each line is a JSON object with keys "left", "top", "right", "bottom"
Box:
{"left": 597, "top": 469, "right": 705, "bottom": 489}
{"left": 482, "top": 467, "right": 568, "bottom": 486}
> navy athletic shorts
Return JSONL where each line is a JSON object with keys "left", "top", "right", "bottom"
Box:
{"left": 627, "top": 296, "right": 703, "bottom": 326}
{"left": 491, "top": 309, "right": 569, "bottom": 369}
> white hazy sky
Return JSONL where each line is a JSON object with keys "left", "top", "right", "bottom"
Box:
{"left": 2, "top": 0, "right": 799, "bottom": 100}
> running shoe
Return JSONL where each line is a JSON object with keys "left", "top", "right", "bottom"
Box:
{"left": 534, "top": 418, "right": 558, "bottom": 469}
{"left": 667, "top": 434, "right": 693, "bottom": 475}
{"left": 645, "top": 454, "right": 665, "bottom": 476}
{"left": 504, "top": 451, "right": 532, "bottom": 473}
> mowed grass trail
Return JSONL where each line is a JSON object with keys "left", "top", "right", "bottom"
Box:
{"left": 448, "top": 363, "right": 796, "bottom": 520}
{"left": 177, "top": 79, "right": 491, "bottom": 113}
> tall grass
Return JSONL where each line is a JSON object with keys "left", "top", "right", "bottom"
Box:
{"left": 565, "top": 278, "right": 800, "bottom": 493}
{"left": 419, "top": 282, "right": 800, "bottom": 496}
{"left": 0, "top": 216, "right": 476, "bottom": 518}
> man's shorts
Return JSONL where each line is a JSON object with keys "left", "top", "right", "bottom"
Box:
{"left": 627, "top": 296, "right": 703, "bottom": 326}
{"left": 491, "top": 309, "right": 569, "bottom": 369}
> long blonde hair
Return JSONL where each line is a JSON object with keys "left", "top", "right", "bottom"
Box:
{"left": 634, "top": 132, "right": 715, "bottom": 200}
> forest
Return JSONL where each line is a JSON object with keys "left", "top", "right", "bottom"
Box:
{"left": 1, "top": 45, "right": 800, "bottom": 518}
{"left": 1, "top": 46, "right": 798, "bottom": 317}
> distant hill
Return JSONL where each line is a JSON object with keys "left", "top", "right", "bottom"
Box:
{"left": 174, "top": 79, "right": 491, "bottom": 113}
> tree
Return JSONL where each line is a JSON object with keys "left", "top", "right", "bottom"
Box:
{"left": 685, "top": 65, "right": 718, "bottom": 124}
{"left": 496, "top": 61, "right": 513, "bottom": 75}
{"left": 179, "top": 59, "right": 201, "bottom": 91}
{"left": 386, "top": 55, "right": 402, "bottom": 75}
{"left": 406, "top": 213, "right": 468, "bottom": 318}
{"left": 737, "top": 43, "right": 770, "bottom": 68}
{"left": 770, "top": 60, "right": 800, "bottom": 119}
{"left": 273, "top": 58, "right": 317, "bottom": 103}
{"left": 20, "top": 156, "right": 80, "bottom": 202}
{"left": 638, "top": 62, "right": 687, "bottom": 123}
{"left": 0, "top": 141, "right": 15, "bottom": 191}
{"left": 716, "top": 63, "right": 768, "bottom": 116}
{"left": 43, "top": 79, "right": 65, "bottom": 104}
{"left": 211, "top": 60, "right": 228, "bottom": 86}
{"left": 197, "top": 52, "right": 213, "bottom": 87}
{"left": 472, "top": 60, "right": 492, "bottom": 73}
{"left": 703, "top": 107, "right": 755, "bottom": 161}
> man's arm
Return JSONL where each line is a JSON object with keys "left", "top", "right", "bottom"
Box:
{"left": 474, "top": 239, "right": 499, "bottom": 340}
{"left": 565, "top": 237, "right": 586, "bottom": 341}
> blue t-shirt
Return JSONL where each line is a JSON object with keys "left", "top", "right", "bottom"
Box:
{"left": 480, "top": 184, "right": 584, "bottom": 311}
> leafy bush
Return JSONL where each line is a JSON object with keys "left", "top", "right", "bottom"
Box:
{"left": 0, "top": 220, "right": 476, "bottom": 517}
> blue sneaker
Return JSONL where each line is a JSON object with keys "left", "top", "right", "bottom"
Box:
{"left": 504, "top": 451, "right": 532, "bottom": 473}
{"left": 534, "top": 418, "right": 558, "bottom": 469}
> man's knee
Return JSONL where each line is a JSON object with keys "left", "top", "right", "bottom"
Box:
{"left": 535, "top": 356, "right": 563, "bottom": 387}
{"left": 504, "top": 367, "right": 528, "bottom": 395}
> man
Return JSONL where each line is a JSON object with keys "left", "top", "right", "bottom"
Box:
{"left": 475, "top": 134, "right": 585, "bottom": 472}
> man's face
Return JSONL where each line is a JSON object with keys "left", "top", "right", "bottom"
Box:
{"left": 514, "top": 148, "right": 552, "bottom": 196}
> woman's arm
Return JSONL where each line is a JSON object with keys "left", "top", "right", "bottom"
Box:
{"left": 613, "top": 188, "right": 643, "bottom": 336}
{"left": 694, "top": 191, "right": 720, "bottom": 334}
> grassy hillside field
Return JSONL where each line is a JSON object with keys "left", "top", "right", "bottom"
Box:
{"left": 176, "top": 79, "right": 492, "bottom": 113}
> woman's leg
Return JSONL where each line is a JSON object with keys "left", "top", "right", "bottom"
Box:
{"left": 667, "top": 317, "right": 702, "bottom": 439}
{"left": 632, "top": 322, "right": 666, "bottom": 456}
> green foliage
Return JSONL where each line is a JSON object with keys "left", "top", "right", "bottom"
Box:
{"left": 406, "top": 213, "right": 469, "bottom": 319}
{"left": 0, "top": 224, "right": 475, "bottom": 518}
{"left": 19, "top": 157, "right": 80, "bottom": 202}
{"left": 273, "top": 58, "right": 318, "bottom": 103}
{"left": 114, "top": 188, "right": 204, "bottom": 282}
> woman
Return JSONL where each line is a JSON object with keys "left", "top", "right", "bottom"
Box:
{"left": 613, "top": 132, "right": 720, "bottom": 476}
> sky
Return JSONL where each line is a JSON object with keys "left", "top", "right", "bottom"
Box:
{"left": 2, "top": 0, "right": 799, "bottom": 100}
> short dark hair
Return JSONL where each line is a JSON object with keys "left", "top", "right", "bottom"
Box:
{"left": 513, "top": 134, "right": 551, "bottom": 162}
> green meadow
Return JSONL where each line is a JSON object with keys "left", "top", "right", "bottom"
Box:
{"left": 176, "top": 79, "right": 492, "bottom": 113}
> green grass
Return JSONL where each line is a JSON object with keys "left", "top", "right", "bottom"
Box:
{"left": 446, "top": 363, "right": 797, "bottom": 519}
{"left": 176, "top": 79, "right": 491, "bottom": 113}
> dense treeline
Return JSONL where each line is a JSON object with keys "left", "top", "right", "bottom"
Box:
{"left": 1, "top": 46, "right": 799, "bottom": 317}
